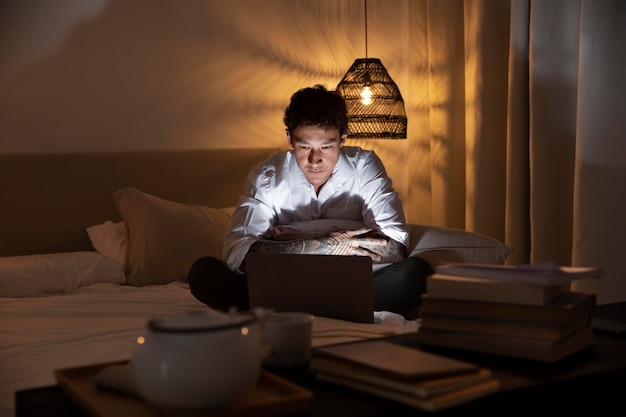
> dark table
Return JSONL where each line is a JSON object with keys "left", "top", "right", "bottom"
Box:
{"left": 15, "top": 329, "right": 626, "bottom": 417}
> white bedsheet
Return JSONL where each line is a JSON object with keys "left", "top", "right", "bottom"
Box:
{"left": 0, "top": 282, "right": 417, "bottom": 417}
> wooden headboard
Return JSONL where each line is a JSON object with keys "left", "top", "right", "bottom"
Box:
{"left": 0, "top": 148, "right": 282, "bottom": 257}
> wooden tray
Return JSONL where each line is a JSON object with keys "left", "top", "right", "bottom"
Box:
{"left": 54, "top": 361, "right": 313, "bottom": 417}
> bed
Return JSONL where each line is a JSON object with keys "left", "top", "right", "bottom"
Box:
{"left": 0, "top": 149, "right": 511, "bottom": 417}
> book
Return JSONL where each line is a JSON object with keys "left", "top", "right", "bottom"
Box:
{"left": 310, "top": 357, "right": 493, "bottom": 399}
{"left": 436, "top": 262, "right": 605, "bottom": 286}
{"left": 420, "top": 292, "right": 595, "bottom": 325}
{"left": 314, "top": 340, "right": 479, "bottom": 381}
{"left": 426, "top": 273, "right": 563, "bottom": 305}
{"left": 315, "top": 370, "right": 500, "bottom": 412}
{"left": 420, "top": 312, "right": 589, "bottom": 342}
{"left": 418, "top": 325, "right": 594, "bottom": 362}
{"left": 590, "top": 301, "right": 626, "bottom": 334}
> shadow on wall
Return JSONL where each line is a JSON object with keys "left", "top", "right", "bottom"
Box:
{"left": 0, "top": 0, "right": 362, "bottom": 153}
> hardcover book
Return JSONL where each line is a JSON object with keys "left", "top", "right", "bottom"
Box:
{"left": 420, "top": 313, "right": 589, "bottom": 342}
{"left": 311, "top": 340, "right": 499, "bottom": 412}
{"left": 311, "top": 358, "right": 493, "bottom": 399}
{"left": 436, "top": 263, "right": 604, "bottom": 286}
{"left": 426, "top": 273, "right": 563, "bottom": 305}
{"left": 418, "top": 326, "right": 594, "bottom": 362}
{"left": 420, "top": 292, "right": 595, "bottom": 325}
{"left": 314, "top": 340, "right": 479, "bottom": 381}
{"left": 314, "top": 370, "right": 499, "bottom": 412}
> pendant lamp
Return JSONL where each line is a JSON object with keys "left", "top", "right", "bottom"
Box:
{"left": 336, "top": 0, "right": 407, "bottom": 139}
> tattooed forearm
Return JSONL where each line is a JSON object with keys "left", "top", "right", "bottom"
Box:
{"left": 250, "top": 237, "right": 347, "bottom": 255}
{"left": 249, "top": 239, "right": 309, "bottom": 254}
{"left": 242, "top": 240, "right": 309, "bottom": 271}
{"left": 245, "top": 229, "right": 405, "bottom": 264}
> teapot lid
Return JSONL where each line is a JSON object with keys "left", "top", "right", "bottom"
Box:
{"left": 148, "top": 312, "right": 256, "bottom": 333}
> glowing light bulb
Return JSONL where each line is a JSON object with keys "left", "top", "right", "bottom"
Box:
{"left": 361, "top": 86, "right": 372, "bottom": 105}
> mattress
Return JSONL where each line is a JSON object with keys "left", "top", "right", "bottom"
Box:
{"left": 0, "top": 281, "right": 417, "bottom": 417}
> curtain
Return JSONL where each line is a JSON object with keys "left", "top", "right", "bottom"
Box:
{"left": 408, "top": 0, "right": 626, "bottom": 304}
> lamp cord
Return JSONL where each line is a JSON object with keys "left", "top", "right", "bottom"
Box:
{"left": 364, "top": 0, "right": 368, "bottom": 59}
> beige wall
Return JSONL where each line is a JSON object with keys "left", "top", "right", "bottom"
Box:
{"left": 0, "top": 0, "right": 418, "bottom": 218}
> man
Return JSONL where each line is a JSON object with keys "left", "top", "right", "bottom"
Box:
{"left": 188, "top": 85, "right": 431, "bottom": 319}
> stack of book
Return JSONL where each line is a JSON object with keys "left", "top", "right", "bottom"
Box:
{"left": 419, "top": 263, "right": 603, "bottom": 362}
{"left": 311, "top": 340, "right": 500, "bottom": 412}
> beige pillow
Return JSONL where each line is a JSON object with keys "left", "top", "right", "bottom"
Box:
{"left": 113, "top": 187, "right": 231, "bottom": 286}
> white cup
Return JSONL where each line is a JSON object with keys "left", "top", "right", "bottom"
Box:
{"left": 262, "top": 311, "right": 314, "bottom": 368}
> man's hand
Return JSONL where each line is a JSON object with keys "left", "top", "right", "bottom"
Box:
{"left": 360, "top": 237, "right": 406, "bottom": 263}
{"left": 315, "top": 228, "right": 387, "bottom": 261}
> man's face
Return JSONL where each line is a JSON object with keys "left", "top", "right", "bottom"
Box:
{"left": 288, "top": 125, "right": 347, "bottom": 193}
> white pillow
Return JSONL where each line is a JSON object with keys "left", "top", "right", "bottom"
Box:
{"left": 408, "top": 224, "right": 511, "bottom": 266}
{"left": 86, "top": 221, "right": 127, "bottom": 265}
{"left": 0, "top": 252, "right": 125, "bottom": 297}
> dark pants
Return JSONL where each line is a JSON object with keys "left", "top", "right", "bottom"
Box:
{"left": 187, "top": 256, "right": 432, "bottom": 319}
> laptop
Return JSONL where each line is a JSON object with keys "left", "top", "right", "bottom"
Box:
{"left": 245, "top": 253, "right": 375, "bottom": 323}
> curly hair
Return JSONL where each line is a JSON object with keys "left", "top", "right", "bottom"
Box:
{"left": 283, "top": 85, "right": 348, "bottom": 136}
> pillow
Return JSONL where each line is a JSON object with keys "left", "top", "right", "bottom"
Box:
{"left": 408, "top": 224, "right": 512, "bottom": 267}
{"left": 86, "top": 221, "right": 127, "bottom": 265}
{"left": 0, "top": 251, "right": 125, "bottom": 297}
{"left": 112, "top": 187, "right": 232, "bottom": 286}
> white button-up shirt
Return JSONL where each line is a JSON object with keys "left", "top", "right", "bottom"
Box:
{"left": 223, "top": 146, "right": 409, "bottom": 271}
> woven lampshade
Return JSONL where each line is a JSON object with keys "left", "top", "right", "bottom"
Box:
{"left": 336, "top": 58, "right": 407, "bottom": 139}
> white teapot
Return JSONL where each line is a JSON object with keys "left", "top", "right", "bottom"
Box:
{"left": 131, "top": 310, "right": 264, "bottom": 410}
